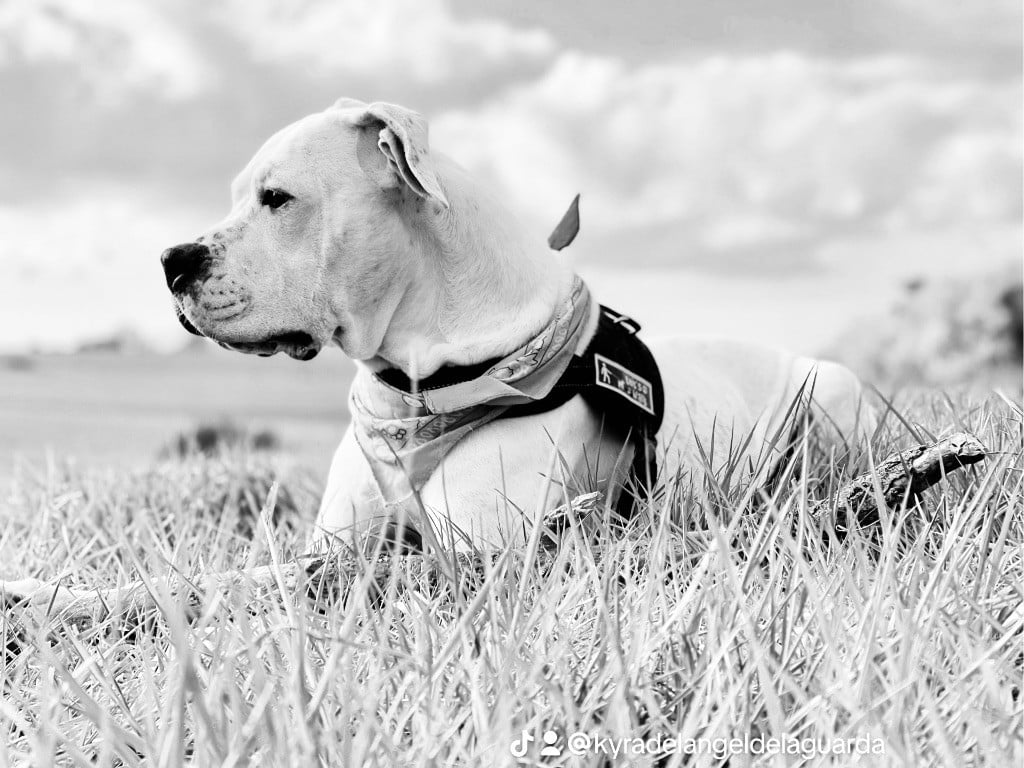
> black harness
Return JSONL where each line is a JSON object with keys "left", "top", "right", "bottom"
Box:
{"left": 377, "top": 305, "right": 665, "bottom": 513}
{"left": 500, "top": 306, "right": 664, "bottom": 511}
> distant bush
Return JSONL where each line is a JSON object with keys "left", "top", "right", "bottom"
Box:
{"left": 74, "top": 327, "right": 153, "bottom": 355}
{"left": 154, "top": 423, "right": 303, "bottom": 537}
{"left": 161, "top": 420, "right": 281, "bottom": 459}
{"left": 0, "top": 354, "right": 34, "bottom": 371}
{"left": 829, "top": 264, "right": 1022, "bottom": 389}
{"left": 161, "top": 454, "right": 312, "bottom": 538}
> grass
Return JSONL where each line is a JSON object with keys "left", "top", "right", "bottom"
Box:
{"left": 0, "top": 389, "right": 1021, "bottom": 767}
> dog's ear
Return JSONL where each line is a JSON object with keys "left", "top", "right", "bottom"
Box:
{"left": 355, "top": 102, "right": 449, "bottom": 209}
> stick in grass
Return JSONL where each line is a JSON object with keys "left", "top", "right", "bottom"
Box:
{"left": 809, "top": 431, "right": 986, "bottom": 531}
{"left": 1, "top": 432, "right": 986, "bottom": 651}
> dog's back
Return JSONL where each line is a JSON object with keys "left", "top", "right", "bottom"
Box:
{"left": 650, "top": 335, "right": 875, "bottom": 487}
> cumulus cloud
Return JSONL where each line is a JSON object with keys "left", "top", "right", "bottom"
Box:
{"left": 0, "top": 0, "right": 212, "bottom": 103}
{"left": 432, "top": 51, "right": 1021, "bottom": 261}
{"left": 213, "top": 0, "right": 555, "bottom": 86}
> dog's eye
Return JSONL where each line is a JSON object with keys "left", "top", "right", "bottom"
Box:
{"left": 260, "top": 188, "right": 293, "bottom": 210}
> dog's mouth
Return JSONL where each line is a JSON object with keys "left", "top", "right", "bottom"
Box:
{"left": 176, "top": 306, "right": 205, "bottom": 337}
{"left": 174, "top": 301, "right": 321, "bottom": 360}
{"left": 218, "top": 330, "right": 320, "bottom": 361}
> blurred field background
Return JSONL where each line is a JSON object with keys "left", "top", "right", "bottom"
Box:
{"left": 0, "top": 342, "right": 352, "bottom": 481}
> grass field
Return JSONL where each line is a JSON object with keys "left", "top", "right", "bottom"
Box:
{"left": 0, "top": 388, "right": 1021, "bottom": 766}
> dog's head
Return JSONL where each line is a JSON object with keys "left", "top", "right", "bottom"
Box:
{"left": 160, "top": 98, "right": 449, "bottom": 361}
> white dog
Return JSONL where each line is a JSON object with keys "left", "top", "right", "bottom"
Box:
{"left": 161, "top": 98, "right": 874, "bottom": 551}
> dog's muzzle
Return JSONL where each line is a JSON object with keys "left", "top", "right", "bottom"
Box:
{"left": 162, "top": 242, "right": 211, "bottom": 336}
{"left": 159, "top": 240, "right": 320, "bottom": 357}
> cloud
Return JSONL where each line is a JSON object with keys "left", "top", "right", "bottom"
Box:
{"left": 0, "top": 0, "right": 560, "bottom": 207}
{"left": 213, "top": 0, "right": 555, "bottom": 86}
{"left": 0, "top": 191, "right": 197, "bottom": 276}
{"left": 432, "top": 50, "right": 1021, "bottom": 266}
{"left": 0, "top": 0, "right": 213, "bottom": 103}
{"left": 457, "top": 0, "right": 1020, "bottom": 79}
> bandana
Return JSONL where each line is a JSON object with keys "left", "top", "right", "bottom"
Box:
{"left": 349, "top": 276, "right": 595, "bottom": 505}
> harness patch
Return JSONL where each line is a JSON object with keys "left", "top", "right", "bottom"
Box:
{"left": 594, "top": 353, "right": 655, "bottom": 416}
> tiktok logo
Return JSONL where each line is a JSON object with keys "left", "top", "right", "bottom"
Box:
{"left": 510, "top": 730, "right": 534, "bottom": 757}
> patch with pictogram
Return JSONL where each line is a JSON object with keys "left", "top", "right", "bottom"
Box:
{"left": 593, "top": 353, "right": 655, "bottom": 415}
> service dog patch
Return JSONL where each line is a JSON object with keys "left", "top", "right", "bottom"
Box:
{"left": 594, "top": 353, "right": 655, "bottom": 415}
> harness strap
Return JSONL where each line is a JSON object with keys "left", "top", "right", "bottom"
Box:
{"left": 497, "top": 306, "right": 665, "bottom": 513}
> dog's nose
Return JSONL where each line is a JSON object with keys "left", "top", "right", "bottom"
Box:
{"left": 161, "top": 242, "right": 211, "bottom": 292}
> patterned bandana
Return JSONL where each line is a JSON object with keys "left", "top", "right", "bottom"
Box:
{"left": 349, "top": 276, "right": 595, "bottom": 505}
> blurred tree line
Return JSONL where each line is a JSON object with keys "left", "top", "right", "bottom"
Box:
{"left": 830, "top": 264, "right": 1022, "bottom": 390}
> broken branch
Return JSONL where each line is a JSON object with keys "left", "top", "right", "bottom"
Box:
{"left": 810, "top": 431, "right": 986, "bottom": 531}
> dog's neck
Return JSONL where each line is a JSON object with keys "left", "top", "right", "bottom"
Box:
{"left": 368, "top": 155, "right": 574, "bottom": 379}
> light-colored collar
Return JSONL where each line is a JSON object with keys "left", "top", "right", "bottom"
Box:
{"left": 349, "top": 275, "right": 595, "bottom": 504}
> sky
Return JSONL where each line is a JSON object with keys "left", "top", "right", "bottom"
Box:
{"left": 0, "top": 0, "right": 1020, "bottom": 353}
